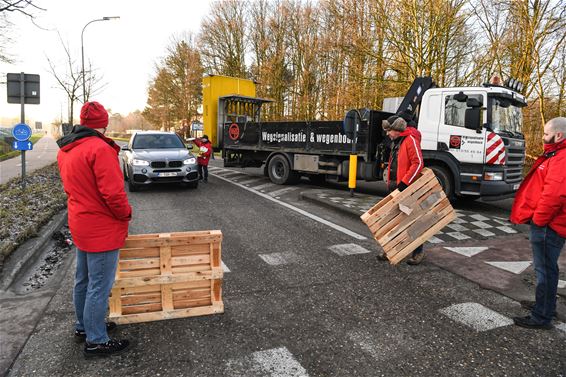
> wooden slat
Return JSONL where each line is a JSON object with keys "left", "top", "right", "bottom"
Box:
{"left": 124, "top": 234, "right": 222, "bottom": 249}
{"left": 171, "top": 243, "right": 211, "bottom": 256}
{"left": 119, "top": 268, "right": 161, "bottom": 278}
{"left": 119, "top": 258, "right": 160, "bottom": 271}
{"left": 120, "top": 247, "right": 160, "bottom": 259}
{"left": 121, "top": 302, "right": 163, "bottom": 315}
{"left": 171, "top": 280, "right": 211, "bottom": 290}
{"left": 109, "top": 303, "right": 224, "bottom": 325}
{"left": 113, "top": 269, "right": 223, "bottom": 288}
{"left": 212, "top": 279, "right": 222, "bottom": 303}
{"left": 120, "top": 285, "right": 161, "bottom": 295}
{"left": 172, "top": 264, "right": 212, "bottom": 274}
{"left": 171, "top": 255, "right": 210, "bottom": 266}
{"left": 174, "top": 298, "right": 213, "bottom": 309}
{"left": 109, "top": 287, "right": 122, "bottom": 317}
{"left": 121, "top": 292, "right": 162, "bottom": 306}
{"left": 172, "top": 288, "right": 211, "bottom": 301}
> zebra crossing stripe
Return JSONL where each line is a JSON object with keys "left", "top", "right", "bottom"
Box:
{"left": 251, "top": 347, "right": 309, "bottom": 377}
{"left": 439, "top": 303, "right": 513, "bottom": 332}
{"left": 268, "top": 186, "right": 299, "bottom": 198}
{"left": 328, "top": 244, "right": 371, "bottom": 256}
{"left": 252, "top": 182, "right": 277, "bottom": 191}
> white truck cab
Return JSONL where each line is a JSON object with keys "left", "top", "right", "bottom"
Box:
{"left": 410, "top": 83, "right": 526, "bottom": 200}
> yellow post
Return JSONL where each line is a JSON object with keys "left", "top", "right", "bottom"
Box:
{"left": 348, "top": 154, "right": 357, "bottom": 196}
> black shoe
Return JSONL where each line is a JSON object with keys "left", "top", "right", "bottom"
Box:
{"left": 84, "top": 338, "right": 130, "bottom": 358}
{"left": 376, "top": 252, "right": 388, "bottom": 261}
{"left": 75, "top": 322, "right": 117, "bottom": 343}
{"left": 512, "top": 315, "right": 553, "bottom": 330}
{"left": 203, "top": 179, "right": 208, "bottom": 183}
{"left": 406, "top": 252, "right": 425, "bottom": 265}
{"left": 519, "top": 300, "right": 558, "bottom": 318}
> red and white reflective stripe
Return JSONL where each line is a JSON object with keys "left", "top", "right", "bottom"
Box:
{"left": 485, "top": 132, "right": 506, "bottom": 165}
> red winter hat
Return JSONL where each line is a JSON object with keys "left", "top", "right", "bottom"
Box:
{"left": 80, "top": 101, "right": 109, "bottom": 129}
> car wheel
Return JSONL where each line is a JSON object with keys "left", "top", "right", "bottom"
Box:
{"left": 128, "top": 178, "right": 138, "bottom": 192}
{"left": 268, "top": 155, "right": 299, "bottom": 185}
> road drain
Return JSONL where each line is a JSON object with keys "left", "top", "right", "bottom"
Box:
{"left": 21, "top": 228, "right": 73, "bottom": 292}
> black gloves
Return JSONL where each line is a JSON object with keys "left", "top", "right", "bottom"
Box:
{"left": 397, "top": 181, "right": 408, "bottom": 192}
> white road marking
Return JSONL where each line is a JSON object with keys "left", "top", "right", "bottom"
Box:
{"left": 470, "top": 214, "right": 490, "bottom": 221}
{"left": 347, "top": 331, "right": 382, "bottom": 360}
{"left": 268, "top": 186, "right": 299, "bottom": 198}
{"left": 259, "top": 251, "right": 300, "bottom": 266}
{"left": 426, "top": 236, "right": 444, "bottom": 244}
{"left": 211, "top": 173, "right": 366, "bottom": 240}
{"left": 451, "top": 217, "right": 467, "bottom": 224}
{"left": 556, "top": 322, "right": 566, "bottom": 334}
{"left": 214, "top": 170, "right": 242, "bottom": 177}
{"left": 445, "top": 232, "right": 471, "bottom": 240}
{"left": 472, "top": 229, "right": 496, "bottom": 237}
{"left": 252, "top": 347, "right": 309, "bottom": 377}
{"left": 470, "top": 221, "right": 492, "bottom": 229}
{"left": 439, "top": 302, "right": 513, "bottom": 332}
{"left": 222, "top": 261, "right": 230, "bottom": 273}
{"left": 252, "top": 182, "right": 277, "bottom": 191}
{"left": 329, "top": 243, "right": 371, "bottom": 256}
{"left": 443, "top": 246, "right": 488, "bottom": 257}
{"left": 446, "top": 224, "right": 469, "bottom": 232}
{"left": 493, "top": 219, "right": 511, "bottom": 226}
{"left": 496, "top": 226, "right": 517, "bottom": 234}
{"left": 485, "top": 261, "right": 532, "bottom": 274}
{"left": 558, "top": 280, "right": 566, "bottom": 289}
{"left": 237, "top": 177, "right": 265, "bottom": 185}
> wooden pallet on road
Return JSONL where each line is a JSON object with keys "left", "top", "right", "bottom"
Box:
{"left": 361, "top": 168, "right": 456, "bottom": 265}
{"left": 109, "top": 230, "right": 224, "bottom": 324}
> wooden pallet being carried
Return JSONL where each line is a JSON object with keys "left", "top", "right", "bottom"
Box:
{"left": 109, "top": 230, "right": 223, "bottom": 324}
{"left": 360, "top": 168, "right": 456, "bottom": 265}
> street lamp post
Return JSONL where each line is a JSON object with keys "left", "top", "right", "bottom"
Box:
{"left": 81, "top": 16, "right": 120, "bottom": 102}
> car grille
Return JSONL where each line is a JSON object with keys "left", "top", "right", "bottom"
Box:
{"left": 151, "top": 161, "right": 183, "bottom": 168}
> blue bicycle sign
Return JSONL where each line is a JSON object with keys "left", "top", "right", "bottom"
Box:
{"left": 12, "top": 123, "right": 32, "bottom": 141}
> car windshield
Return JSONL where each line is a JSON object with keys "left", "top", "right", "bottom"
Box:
{"left": 490, "top": 97, "right": 523, "bottom": 135}
{"left": 132, "top": 134, "right": 185, "bottom": 149}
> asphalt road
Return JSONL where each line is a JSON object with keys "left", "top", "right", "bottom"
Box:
{"left": 6, "top": 161, "right": 566, "bottom": 376}
{"left": 0, "top": 136, "right": 59, "bottom": 185}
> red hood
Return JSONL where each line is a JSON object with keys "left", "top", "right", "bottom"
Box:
{"left": 400, "top": 126, "right": 422, "bottom": 142}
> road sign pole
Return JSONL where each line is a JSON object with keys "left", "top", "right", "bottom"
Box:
{"left": 20, "top": 72, "right": 26, "bottom": 189}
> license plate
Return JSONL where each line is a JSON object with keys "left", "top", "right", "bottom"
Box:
{"left": 513, "top": 183, "right": 520, "bottom": 190}
{"left": 158, "top": 172, "right": 177, "bottom": 177}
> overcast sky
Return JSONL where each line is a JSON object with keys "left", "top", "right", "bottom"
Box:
{"left": 0, "top": 0, "right": 212, "bottom": 126}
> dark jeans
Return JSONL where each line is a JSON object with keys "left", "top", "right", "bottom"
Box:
{"left": 198, "top": 164, "right": 208, "bottom": 180}
{"left": 530, "top": 224, "right": 565, "bottom": 324}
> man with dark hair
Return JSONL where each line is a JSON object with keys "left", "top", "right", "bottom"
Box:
{"left": 377, "top": 115, "right": 425, "bottom": 265}
{"left": 510, "top": 117, "right": 566, "bottom": 330}
{"left": 57, "top": 101, "right": 132, "bottom": 357}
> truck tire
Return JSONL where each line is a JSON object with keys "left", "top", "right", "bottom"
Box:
{"left": 268, "top": 155, "right": 299, "bottom": 185}
{"left": 430, "top": 165, "right": 454, "bottom": 201}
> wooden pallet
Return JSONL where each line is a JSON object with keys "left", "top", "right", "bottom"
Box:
{"left": 361, "top": 168, "right": 456, "bottom": 265}
{"left": 109, "top": 230, "right": 224, "bottom": 324}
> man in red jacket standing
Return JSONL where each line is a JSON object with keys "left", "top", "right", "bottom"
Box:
{"left": 193, "top": 135, "right": 212, "bottom": 183}
{"left": 57, "top": 101, "right": 132, "bottom": 356}
{"left": 510, "top": 117, "right": 566, "bottom": 330}
{"left": 378, "top": 115, "right": 425, "bottom": 265}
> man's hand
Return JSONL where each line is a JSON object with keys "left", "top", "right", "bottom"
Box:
{"left": 398, "top": 181, "right": 408, "bottom": 192}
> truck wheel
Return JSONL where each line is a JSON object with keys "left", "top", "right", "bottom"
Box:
{"left": 268, "top": 155, "right": 299, "bottom": 185}
{"left": 430, "top": 165, "right": 454, "bottom": 201}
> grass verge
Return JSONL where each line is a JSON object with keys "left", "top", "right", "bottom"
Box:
{"left": 0, "top": 163, "right": 67, "bottom": 270}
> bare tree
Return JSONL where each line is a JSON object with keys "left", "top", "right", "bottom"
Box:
{"left": 47, "top": 34, "right": 104, "bottom": 126}
{"left": 0, "top": 0, "right": 45, "bottom": 63}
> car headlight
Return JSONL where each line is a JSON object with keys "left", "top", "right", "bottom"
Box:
{"left": 132, "top": 159, "right": 150, "bottom": 166}
{"left": 483, "top": 172, "right": 503, "bottom": 181}
{"left": 183, "top": 157, "right": 197, "bottom": 165}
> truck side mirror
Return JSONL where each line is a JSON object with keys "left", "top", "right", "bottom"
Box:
{"left": 343, "top": 109, "right": 360, "bottom": 139}
{"left": 464, "top": 98, "right": 483, "bottom": 132}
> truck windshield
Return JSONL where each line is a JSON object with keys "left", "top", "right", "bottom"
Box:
{"left": 490, "top": 97, "right": 523, "bottom": 135}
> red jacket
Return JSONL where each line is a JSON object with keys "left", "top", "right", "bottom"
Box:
{"left": 194, "top": 139, "right": 212, "bottom": 166}
{"left": 57, "top": 127, "right": 132, "bottom": 252}
{"left": 510, "top": 140, "right": 566, "bottom": 237}
{"left": 388, "top": 127, "right": 424, "bottom": 186}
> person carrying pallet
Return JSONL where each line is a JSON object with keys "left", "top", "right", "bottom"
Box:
{"left": 377, "top": 115, "right": 425, "bottom": 265}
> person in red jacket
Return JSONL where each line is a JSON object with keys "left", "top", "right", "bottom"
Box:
{"left": 193, "top": 135, "right": 213, "bottom": 183}
{"left": 377, "top": 115, "right": 425, "bottom": 265}
{"left": 57, "top": 101, "right": 132, "bottom": 357}
{"left": 510, "top": 116, "right": 566, "bottom": 330}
